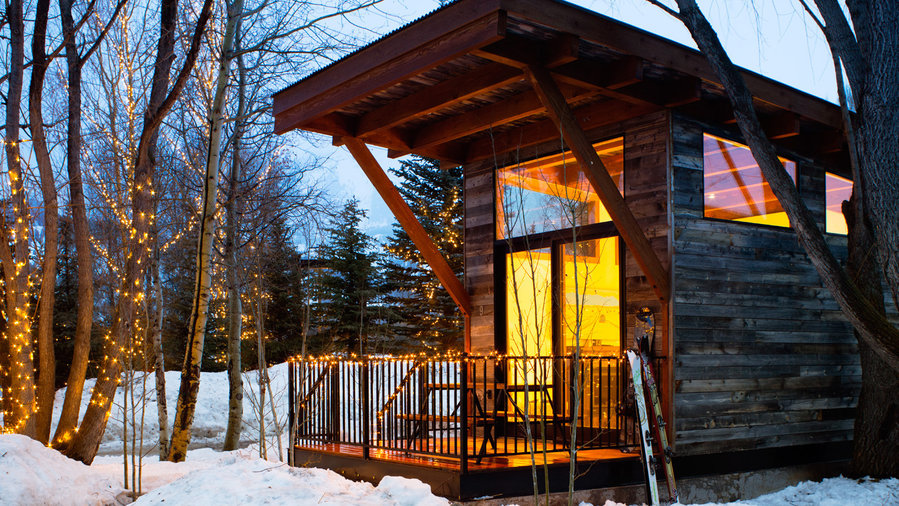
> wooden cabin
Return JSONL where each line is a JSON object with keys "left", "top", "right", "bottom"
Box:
{"left": 274, "top": 0, "right": 859, "bottom": 501}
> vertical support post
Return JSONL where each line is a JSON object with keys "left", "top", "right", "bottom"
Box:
{"left": 330, "top": 362, "right": 340, "bottom": 441}
{"left": 287, "top": 360, "right": 295, "bottom": 465}
{"left": 362, "top": 359, "right": 371, "bottom": 459}
{"left": 460, "top": 354, "right": 469, "bottom": 474}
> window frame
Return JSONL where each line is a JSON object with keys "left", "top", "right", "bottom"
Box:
{"left": 701, "top": 132, "right": 799, "bottom": 229}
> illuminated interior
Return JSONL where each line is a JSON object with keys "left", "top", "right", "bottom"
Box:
{"left": 562, "top": 237, "right": 620, "bottom": 355}
{"left": 506, "top": 249, "right": 554, "bottom": 415}
{"left": 504, "top": 238, "right": 621, "bottom": 424}
{"left": 703, "top": 134, "right": 796, "bottom": 227}
{"left": 562, "top": 237, "right": 620, "bottom": 428}
{"left": 826, "top": 172, "right": 852, "bottom": 235}
{"left": 497, "top": 138, "right": 624, "bottom": 239}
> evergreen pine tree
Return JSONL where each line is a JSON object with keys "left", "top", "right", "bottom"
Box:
{"left": 316, "top": 198, "right": 381, "bottom": 354}
{"left": 382, "top": 156, "right": 463, "bottom": 350}
{"left": 258, "top": 217, "right": 321, "bottom": 362}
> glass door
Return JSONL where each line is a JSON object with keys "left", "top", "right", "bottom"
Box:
{"left": 561, "top": 236, "right": 621, "bottom": 431}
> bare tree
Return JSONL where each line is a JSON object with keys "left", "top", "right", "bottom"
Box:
{"left": 28, "top": 0, "right": 59, "bottom": 443}
{"left": 1, "top": 0, "right": 37, "bottom": 438}
{"left": 169, "top": 0, "right": 246, "bottom": 462}
{"left": 60, "top": 0, "right": 214, "bottom": 464}
{"left": 53, "top": 0, "right": 127, "bottom": 447}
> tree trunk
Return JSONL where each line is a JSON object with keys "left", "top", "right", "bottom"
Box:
{"left": 29, "top": 0, "right": 58, "bottom": 443}
{"left": 850, "top": 0, "right": 899, "bottom": 314}
{"left": 169, "top": 0, "right": 243, "bottom": 462}
{"left": 149, "top": 222, "right": 169, "bottom": 459}
{"left": 255, "top": 282, "right": 267, "bottom": 458}
{"left": 53, "top": 0, "right": 95, "bottom": 446}
{"left": 844, "top": 181, "right": 899, "bottom": 478}
{"left": 223, "top": 39, "right": 248, "bottom": 452}
{"left": 2, "top": 0, "right": 37, "bottom": 438}
{"left": 62, "top": 0, "right": 214, "bottom": 464}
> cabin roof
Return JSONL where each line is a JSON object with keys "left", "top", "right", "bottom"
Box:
{"left": 273, "top": 0, "right": 844, "bottom": 167}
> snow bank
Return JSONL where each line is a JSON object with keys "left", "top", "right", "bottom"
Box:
{"left": 689, "top": 476, "right": 899, "bottom": 506}
{"left": 593, "top": 476, "right": 899, "bottom": 506}
{"left": 0, "top": 434, "right": 125, "bottom": 505}
{"left": 133, "top": 456, "right": 449, "bottom": 506}
{"left": 51, "top": 363, "right": 291, "bottom": 455}
{"left": 0, "top": 434, "right": 449, "bottom": 506}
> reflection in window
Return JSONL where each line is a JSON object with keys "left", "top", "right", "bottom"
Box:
{"left": 703, "top": 134, "right": 796, "bottom": 227}
{"left": 826, "top": 172, "right": 852, "bottom": 235}
{"left": 497, "top": 138, "right": 624, "bottom": 239}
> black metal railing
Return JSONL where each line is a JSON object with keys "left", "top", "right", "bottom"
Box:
{"left": 288, "top": 354, "right": 665, "bottom": 472}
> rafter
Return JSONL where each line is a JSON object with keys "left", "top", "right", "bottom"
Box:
{"left": 355, "top": 63, "right": 523, "bottom": 138}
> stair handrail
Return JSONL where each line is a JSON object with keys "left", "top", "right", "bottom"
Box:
{"left": 376, "top": 359, "right": 423, "bottom": 440}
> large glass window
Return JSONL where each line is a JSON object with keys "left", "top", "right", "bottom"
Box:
{"left": 826, "top": 172, "right": 852, "bottom": 235}
{"left": 497, "top": 138, "right": 624, "bottom": 239}
{"left": 703, "top": 134, "right": 796, "bottom": 227}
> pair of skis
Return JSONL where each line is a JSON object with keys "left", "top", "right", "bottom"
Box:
{"left": 626, "top": 307, "right": 678, "bottom": 505}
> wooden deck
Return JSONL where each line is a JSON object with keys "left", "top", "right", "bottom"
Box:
{"left": 294, "top": 438, "right": 637, "bottom": 472}
{"left": 293, "top": 437, "right": 645, "bottom": 499}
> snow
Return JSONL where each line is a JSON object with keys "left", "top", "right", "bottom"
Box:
{"left": 50, "top": 363, "right": 293, "bottom": 456}
{"left": 0, "top": 433, "right": 450, "bottom": 506}
{"left": 2, "top": 363, "right": 897, "bottom": 505}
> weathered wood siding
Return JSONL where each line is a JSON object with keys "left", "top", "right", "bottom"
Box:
{"left": 670, "top": 114, "right": 859, "bottom": 456}
{"left": 464, "top": 158, "right": 496, "bottom": 355}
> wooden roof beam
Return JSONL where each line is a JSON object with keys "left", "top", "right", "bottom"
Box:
{"left": 551, "top": 56, "right": 644, "bottom": 91}
{"left": 525, "top": 64, "right": 670, "bottom": 303}
{"left": 762, "top": 111, "right": 801, "bottom": 140}
{"left": 471, "top": 32, "right": 580, "bottom": 69}
{"left": 273, "top": 9, "right": 507, "bottom": 134}
{"left": 354, "top": 63, "right": 523, "bottom": 138}
{"left": 463, "top": 99, "right": 660, "bottom": 163}
{"left": 342, "top": 137, "right": 472, "bottom": 316}
{"left": 390, "top": 82, "right": 595, "bottom": 159}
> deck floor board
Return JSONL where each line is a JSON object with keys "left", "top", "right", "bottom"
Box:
{"left": 295, "top": 438, "right": 637, "bottom": 471}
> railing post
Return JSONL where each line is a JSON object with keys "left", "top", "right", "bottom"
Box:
{"left": 362, "top": 358, "right": 371, "bottom": 459}
{"left": 288, "top": 360, "right": 295, "bottom": 465}
{"left": 330, "top": 362, "right": 340, "bottom": 441}
{"left": 460, "top": 354, "right": 469, "bottom": 475}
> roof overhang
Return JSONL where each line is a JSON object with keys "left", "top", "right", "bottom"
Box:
{"left": 273, "top": 0, "right": 845, "bottom": 169}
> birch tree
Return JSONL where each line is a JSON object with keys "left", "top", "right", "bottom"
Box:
{"left": 168, "top": 0, "right": 245, "bottom": 462}
{"left": 60, "top": 0, "right": 214, "bottom": 464}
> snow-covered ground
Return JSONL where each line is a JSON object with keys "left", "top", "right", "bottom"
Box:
{"left": 50, "top": 363, "right": 294, "bottom": 456}
{"left": 2, "top": 364, "right": 897, "bottom": 505}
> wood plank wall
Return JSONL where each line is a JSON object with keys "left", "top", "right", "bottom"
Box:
{"left": 464, "top": 156, "right": 496, "bottom": 355}
{"left": 670, "top": 114, "right": 859, "bottom": 456}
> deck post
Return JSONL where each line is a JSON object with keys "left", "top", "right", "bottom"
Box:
{"left": 330, "top": 362, "right": 340, "bottom": 441}
{"left": 460, "top": 354, "right": 469, "bottom": 475}
{"left": 362, "top": 359, "right": 371, "bottom": 459}
{"left": 288, "top": 360, "right": 295, "bottom": 465}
